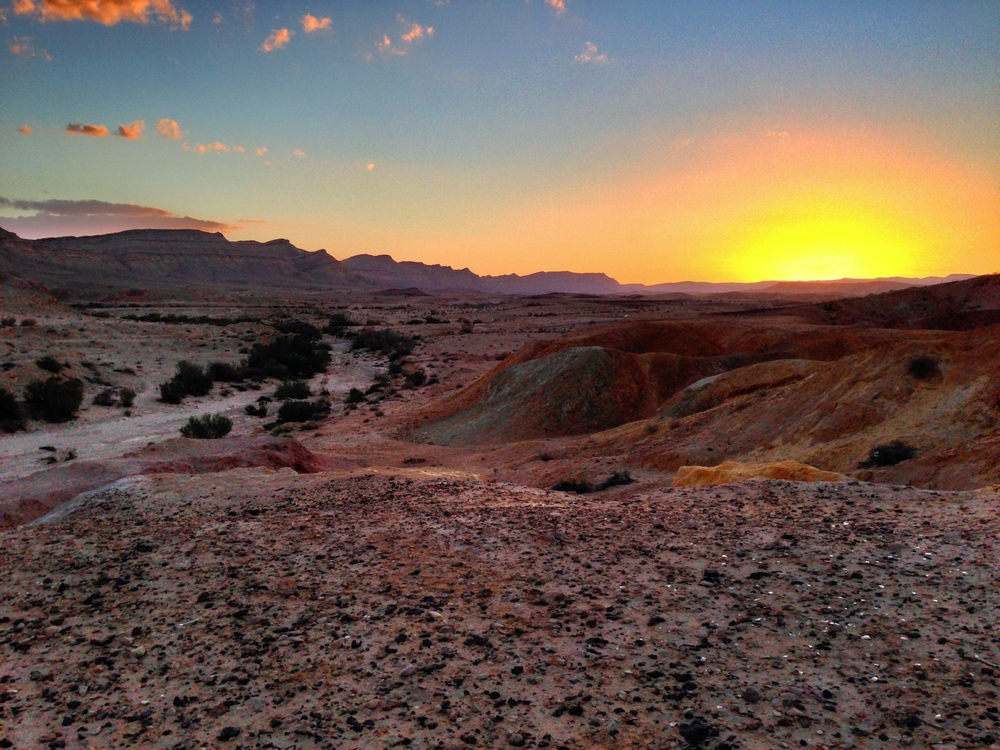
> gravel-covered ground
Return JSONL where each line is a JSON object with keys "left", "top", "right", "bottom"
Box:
{"left": 2, "top": 469, "right": 998, "bottom": 750}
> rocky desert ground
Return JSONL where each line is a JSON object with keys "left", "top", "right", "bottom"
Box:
{"left": 2, "top": 274, "right": 1000, "bottom": 750}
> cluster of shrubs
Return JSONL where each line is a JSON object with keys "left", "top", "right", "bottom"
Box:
{"left": 325, "top": 312, "right": 359, "bottom": 337}
{"left": 552, "top": 471, "right": 635, "bottom": 495}
{"left": 159, "top": 361, "right": 215, "bottom": 404}
{"left": 180, "top": 414, "right": 232, "bottom": 439}
{"left": 350, "top": 329, "right": 416, "bottom": 360}
{"left": 1, "top": 317, "right": 35, "bottom": 327}
{"left": 1, "top": 376, "right": 88, "bottom": 430}
{"left": 92, "top": 387, "right": 136, "bottom": 408}
{"left": 124, "top": 312, "right": 259, "bottom": 326}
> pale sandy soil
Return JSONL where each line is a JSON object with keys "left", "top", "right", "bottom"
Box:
{"left": 3, "top": 295, "right": 1000, "bottom": 750}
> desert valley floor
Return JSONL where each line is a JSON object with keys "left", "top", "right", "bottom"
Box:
{"left": 2, "top": 278, "right": 1000, "bottom": 750}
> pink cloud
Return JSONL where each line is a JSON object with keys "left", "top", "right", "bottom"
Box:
{"left": 156, "top": 118, "right": 182, "bottom": 139}
{"left": 255, "top": 147, "right": 267, "bottom": 157}
{"left": 574, "top": 41, "right": 607, "bottom": 64}
{"left": 292, "top": 148, "right": 306, "bottom": 158}
{"left": 66, "top": 123, "right": 109, "bottom": 137}
{"left": 9, "top": 36, "right": 52, "bottom": 61}
{"left": 545, "top": 0, "right": 567, "bottom": 13}
{"left": 117, "top": 119, "right": 145, "bottom": 139}
{"left": 377, "top": 15, "right": 433, "bottom": 57}
{"left": 190, "top": 141, "right": 229, "bottom": 154}
{"left": 14, "top": 0, "right": 192, "bottom": 29}
{"left": 301, "top": 13, "right": 331, "bottom": 33}
{"left": 18, "top": 125, "right": 33, "bottom": 135}
{"left": 259, "top": 27, "right": 293, "bottom": 52}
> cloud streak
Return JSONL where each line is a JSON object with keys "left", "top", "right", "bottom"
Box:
{"left": 18, "top": 125, "right": 33, "bottom": 135}
{"left": 301, "top": 13, "right": 330, "bottom": 34}
{"left": 66, "top": 123, "right": 109, "bottom": 137}
{"left": 0, "top": 196, "right": 241, "bottom": 237}
{"left": 259, "top": 28, "right": 293, "bottom": 52}
{"left": 545, "top": 0, "right": 567, "bottom": 14}
{"left": 13, "top": 0, "right": 191, "bottom": 29}
{"left": 117, "top": 119, "right": 145, "bottom": 139}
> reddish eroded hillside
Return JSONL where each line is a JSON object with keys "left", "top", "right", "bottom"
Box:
{"left": 0, "top": 436, "right": 342, "bottom": 528}
{"left": 781, "top": 273, "right": 1000, "bottom": 330}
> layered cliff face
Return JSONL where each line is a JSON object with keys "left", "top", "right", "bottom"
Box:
{"left": 1, "top": 228, "right": 364, "bottom": 292}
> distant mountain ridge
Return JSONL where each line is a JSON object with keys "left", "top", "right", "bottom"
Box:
{"left": 0, "top": 226, "right": 980, "bottom": 297}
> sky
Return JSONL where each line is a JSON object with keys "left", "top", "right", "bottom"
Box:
{"left": 1, "top": 0, "right": 998, "bottom": 284}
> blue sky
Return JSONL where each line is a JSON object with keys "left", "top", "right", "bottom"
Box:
{"left": 1, "top": 0, "right": 998, "bottom": 282}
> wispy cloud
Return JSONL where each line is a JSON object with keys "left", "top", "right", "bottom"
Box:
{"left": 156, "top": 118, "right": 183, "bottom": 139}
{"left": 13, "top": 0, "right": 192, "bottom": 29}
{"left": 0, "top": 196, "right": 242, "bottom": 237}
{"left": 545, "top": 0, "right": 567, "bottom": 14}
{"left": 184, "top": 141, "right": 229, "bottom": 154}
{"left": 574, "top": 41, "right": 607, "bottom": 64}
{"left": 301, "top": 13, "right": 331, "bottom": 34}
{"left": 292, "top": 148, "right": 306, "bottom": 158}
{"left": 17, "top": 125, "right": 33, "bottom": 135}
{"left": 9, "top": 36, "right": 52, "bottom": 61}
{"left": 377, "top": 14, "right": 433, "bottom": 57}
{"left": 255, "top": 147, "right": 268, "bottom": 157}
{"left": 117, "top": 119, "right": 145, "bottom": 139}
{"left": 259, "top": 27, "right": 293, "bottom": 52}
{"left": 66, "top": 123, "right": 109, "bottom": 137}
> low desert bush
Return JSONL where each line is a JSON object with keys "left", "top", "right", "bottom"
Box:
{"left": 350, "top": 329, "right": 416, "bottom": 360}
{"left": 173, "top": 361, "right": 213, "bottom": 397}
{"left": 345, "top": 388, "right": 366, "bottom": 404}
{"left": 908, "top": 355, "right": 940, "bottom": 381}
{"left": 861, "top": 440, "right": 916, "bottom": 468}
{"left": 552, "top": 478, "right": 593, "bottom": 494}
{"left": 180, "top": 414, "right": 232, "bottom": 439}
{"left": 92, "top": 388, "right": 117, "bottom": 406}
{"left": 274, "top": 318, "right": 322, "bottom": 340}
{"left": 277, "top": 399, "right": 330, "bottom": 423}
{"left": 24, "top": 376, "right": 84, "bottom": 423}
{"left": 119, "top": 387, "right": 136, "bottom": 408}
{"left": 36, "top": 355, "right": 65, "bottom": 373}
{"left": 246, "top": 335, "right": 332, "bottom": 380}
{"left": 325, "top": 312, "right": 359, "bottom": 337}
{"left": 0, "top": 316, "right": 16, "bottom": 327}
{"left": 597, "top": 471, "right": 635, "bottom": 490}
{"left": 0, "top": 386, "right": 25, "bottom": 432}
{"left": 158, "top": 379, "right": 188, "bottom": 404}
{"left": 274, "top": 380, "right": 311, "bottom": 400}
{"left": 404, "top": 369, "right": 427, "bottom": 388}
{"left": 208, "top": 361, "right": 245, "bottom": 382}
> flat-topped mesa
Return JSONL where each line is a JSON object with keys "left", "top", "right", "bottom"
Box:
{"left": 0, "top": 227, "right": 359, "bottom": 291}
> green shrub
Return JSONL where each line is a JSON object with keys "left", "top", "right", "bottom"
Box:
{"left": 246, "top": 335, "right": 332, "bottom": 380}
{"left": 36, "top": 355, "right": 65, "bottom": 373}
{"left": 552, "top": 479, "right": 593, "bottom": 494}
{"left": 274, "top": 380, "right": 311, "bottom": 400}
{"left": 173, "top": 361, "right": 213, "bottom": 397}
{"left": 0, "top": 386, "right": 24, "bottom": 432}
{"left": 350, "top": 329, "right": 416, "bottom": 360}
{"left": 180, "top": 413, "right": 232, "bottom": 439}
{"left": 159, "top": 379, "right": 188, "bottom": 404}
{"left": 24, "top": 376, "right": 84, "bottom": 423}
{"left": 345, "top": 388, "right": 366, "bottom": 404}
{"left": 208, "top": 361, "right": 245, "bottom": 382}
{"left": 274, "top": 318, "right": 322, "bottom": 340}
{"left": 118, "top": 387, "right": 136, "bottom": 408}
{"left": 277, "top": 399, "right": 331, "bottom": 423}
